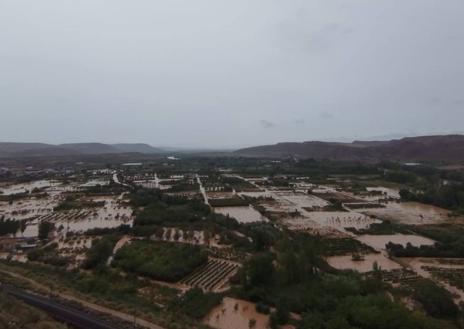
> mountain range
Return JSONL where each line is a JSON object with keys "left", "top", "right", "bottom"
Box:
{"left": 235, "top": 135, "right": 464, "bottom": 162}
{"left": 0, "top": 143, "right": 162, "bottom": 158}
{"left": 2, "top": 135, "right": 464, "bottom": 162}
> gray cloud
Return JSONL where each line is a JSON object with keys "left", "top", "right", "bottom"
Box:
{"left": 320, "top": 112, "right": 334, "bottom": 120}
{"left": 0, "top": 0, "right": 463, "bottom": 148}
{"left": 259, "top": 120, "right": 276, "bottom": 129}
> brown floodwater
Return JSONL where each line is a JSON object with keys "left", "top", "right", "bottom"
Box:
{"left": 326, "top": 253, "right": 402, "bottom": 272}
{"left": 399, "top": 257, "right": 464, "bottom": 302}
{"left": 359, "top": 202, "right": 453, "bottom": 225}
{"left": 0, "top": 180, "right": 59, "bottom": 195}
{"left": 356, "top": 234, "right": 435, "bottom": 251}
{"left": 203, "top": 297, "right": 269, "bottom": 329}
{"left": 273, "top": 191, "right": 329, "bottom": 209}
{"left": 214, "top": 206, "right": 268, "bottom": 223}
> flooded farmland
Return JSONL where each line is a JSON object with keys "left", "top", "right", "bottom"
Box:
{"left": 356, "top": 234, "right": 435, "bottom": 251}
{"left": 283, "top": 212, "right": 380, "bottom": 234}
{"left": 0, "top": 180, "right": 59, "bottom": 195}
{"left": 214, "top": 206, "right": 268, "bottom": 223}
{"left": 273, "top": 191, "right": 329, "bottom": 209}
{"left": 359, "top": 202, "right": 453, "bottom": 224}
{"left": 203, "top": 297, "right": 269, "bottom": 329}
{"left": 326, "top": 253, "right": 402, "bottom": 272}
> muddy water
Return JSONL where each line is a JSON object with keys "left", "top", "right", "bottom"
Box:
{"left": 214, "top": 206, "right": 268, "bottom": 223}
{"left": 14, "top": 196, "right": 134, "bottom": 237}
{"left": 306, "top": 211, "right": 380, "bottom": 230}
{"left": 357, "top": 234, "right": 435, "bottom": 251}
{"left": 20, "top": 222, "right": 39, "bottom": 238}
{"left": 79, "top": 179, "right": 110, "bottom": 188}
{"left": 283, "top": 211, "right": 380, "bottom": 232}
{"left": 399, "top": 257, "right": 464, "bottom": 302}
{"left": 65, "top": 197, "right": 133, "bottom": 233}
{"left": 203, "top": 297, "right": 269, "bottom": 329}
{"left": 274, "top": 191, "right": 329, "bottom": 208}
{"left": 1, "top": 198, "right": 57, "bottom": 221}
{"left": 359, "top": 202, "right": 452, "bottom": 225}
{"left": 326, "top": 253, "right": 402, "bottom": 272}
{"left": 0, "top": 180, "right": 58, "bottom": 195}
{"left": 238, "top": 191, "right": 271, "bottom": 198}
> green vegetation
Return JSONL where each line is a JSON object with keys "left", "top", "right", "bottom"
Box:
{"left": 319, "top": 237, "right": 376, "bottom": 256}
{"left": 387, "top": 224, "right": 464, "bottom": 258}
{"left": 82, "top": 235, "right": 119, "bottom": 269}
{"left": 400, "top": 184, "right": 464, "bottom": 213}
{"left": 113, "top": 240, "right": 207, "bottom": 282}
{"left": 54, "top": 196, "right": 104, "bottom": 211}
{"left": 27, "top": 243, "right": 69, "bottom": 266}
{"left": 411, "top": 279, "right": 459, "bottom": 319}
{"left": 38, "top": 221, "right": 54, "bottom": 240}
{"left": 208, "top": 197, "right": 249, "bottom": 207}
{"left": 0, "top": 218, "right": 23, "bottom": 236}
{"left": 169, "top": 288, "right": 222, "bottom": 319}
{"left": 130, "top": 189, "right": 210, "bottom": 227}
{"left": 235, "top": 234, "right": 455, "bottom": 329}
{"left": 0, "top": 261, "right": 180, "bottom": 326}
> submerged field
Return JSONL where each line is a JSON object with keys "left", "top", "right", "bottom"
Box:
{"left": 1, "top": 157, "right": 464, "bottom": 329}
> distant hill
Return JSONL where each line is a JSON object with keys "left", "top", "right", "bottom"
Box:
{"left": 0, "top": 142, "right": 162, "bottom": 158}
{"left": 235, "top": 135, "right": 464, "bottom": 162}
{"left": 112, "top": 143, "right": 162, "bottom": 154}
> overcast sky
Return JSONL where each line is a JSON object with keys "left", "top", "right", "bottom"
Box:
{"left": 1, "top": 0, "right": 463, "bottom": 148}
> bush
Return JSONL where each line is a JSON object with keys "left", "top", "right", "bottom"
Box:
{"left": 255, "top": 302, "right": 271, "bottom": 314}
{"left": 38, "top": 221, "right": 54, "bottom": 240}
{"left": 82, "top": 236, "right": 118, "bottom": 269}
{"left": 412, "top": 280, "right": 458, "bottom": 319}
{"left": 113, "top": 240, "right": 207, "bottom": 282}
{"left": 169, "top": 288, "right": 221, "bottom": 319}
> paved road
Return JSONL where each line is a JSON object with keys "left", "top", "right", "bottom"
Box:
{"left": 2, "top": 284, "right": 124, "bottom": 329}
{"left": 0, "top": 268, "right": 165, "bottom": 329}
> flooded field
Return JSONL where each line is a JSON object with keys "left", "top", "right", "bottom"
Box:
{"left": 79, "top": 179, "right": 110, "bottom": 188}
{"left": 356, "top": 234, "right": 435, "bottom": 251}
{"left": 283, "top": 212, "right": 380, "bottom": 234}
{"left": 151, "top": 228, "right": 207, "bottom": 245}
{"left": 65, "top": 196, "right": 133, "bottom": 233}
{"left": 259, "top": 198, "right": 295, "bottom": 213}
{"left": 214, "top": 206, "right": 268, "bottom": 223}
{"left": 11, "top": 195, "right": 134, "bottom": 237}
{"left": 56, "top": 236, "right": 95, "bottom": 267}
{"left": 307, "top": 211, "right": 380, "bottom": 230}
{"left": 326, "top": 253, "right": 402, "bottom": 272}
{"left": 0, "top": 198, "right": 57, "bottom": 221}
{"left": 207, "top": 191, "right": 236, "bottom": 199}
{"left": 237, "top": 191, "right": 271, "bottom": 198}
{"left": 274, "top": 191, "right": 329, "bottom": 209}
{"left": 0, "top": 180, "right": 59, "bottom": 195}
{"left": 359, "top": 202, "right": 453, "bottom": 224}
{"left": 399, "top": 257, "right": 464, "bottom": 302}
{"left": 203, "top": 297, "right": 269, "bottom": 329}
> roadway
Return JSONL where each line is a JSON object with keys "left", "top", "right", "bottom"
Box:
{"left": 1, "top": 284, "right": 124, "bottom": 329}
